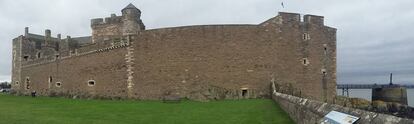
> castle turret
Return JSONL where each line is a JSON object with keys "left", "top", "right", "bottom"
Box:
{"left": 90, "top": 3, "right": 145, "bottom": 44}
{"left": 122, "top": 3, "right": 141, "bottom": 18}
{"left": 44, "top": 29, "right": 53, "bottom": 47}
{"left": 121, "top": 3, "right": 145, "bottom": 35}
{"left": 24, "top": 27, "right": 29, "bottom": 37}
{"left": 56, "top": 34, "right": 61, "bottom": 51}
{"left": 40, "top": 29, "right": 58, "bottom": 60}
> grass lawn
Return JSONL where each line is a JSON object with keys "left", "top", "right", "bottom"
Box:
{"left": 0, "top": 94, "right": 293, "bottom": 124}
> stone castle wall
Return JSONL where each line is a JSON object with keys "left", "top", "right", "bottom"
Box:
{"left": 11, "top": 8, "right": 337, "bottom": 102}
{"left": 271, "top": 91, "right": 414, "bottom": 124}
{"left": 17, "top": 43, "right": 129, "bottom": 99}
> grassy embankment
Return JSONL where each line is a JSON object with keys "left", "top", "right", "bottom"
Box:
{"left": 0, "top": 94, "right": 293, "bottom": 124}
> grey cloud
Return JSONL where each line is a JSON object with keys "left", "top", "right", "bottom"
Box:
{"left": 0, "top": 0, "right": 414, "bottom": 84}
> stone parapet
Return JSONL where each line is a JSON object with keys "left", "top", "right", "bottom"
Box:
{"left": 271, "top": 91, "right": 414, "bottom": 124}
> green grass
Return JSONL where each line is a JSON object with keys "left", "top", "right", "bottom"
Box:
{"left": 0, "top": 94, "right": 294, "bottom": 124}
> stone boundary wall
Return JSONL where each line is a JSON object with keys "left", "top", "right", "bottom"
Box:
{"left": 272, "top": 91, "right": 414, "bottom": 124}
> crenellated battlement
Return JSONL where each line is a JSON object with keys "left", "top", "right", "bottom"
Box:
{"left": 260, "top": 12, "right": 326, "bottom": 27}
{"left": 303, "top": 14, "right": 324, "bottom": 25}
{"left": 91, "top": 4, "right": 145, "bottom": 43}
{"left": 277, "top": 12, "right": 325, "bottom": 25}
{"left": 278, "top": 12, "right": 301, "bottom": 23}
{"left": 91, "top": 18, "right": 104, "bottom": 25}
{"left": 91, "top": 14, "right": 123, "bottom": 27}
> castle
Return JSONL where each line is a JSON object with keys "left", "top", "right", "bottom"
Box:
{"left": 11, "top": 4, "right": 337, "bottom": 102}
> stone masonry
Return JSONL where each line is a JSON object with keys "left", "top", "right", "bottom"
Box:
{"left": 11, "top": 4, "right": 337, "bottom": 102}
{"left": 271, "top": 90, "right": 414, "bottom": 124}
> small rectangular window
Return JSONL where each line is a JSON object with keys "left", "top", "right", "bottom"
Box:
{"left": 23, "top": 56, "right": 29, "bottom": 61}
{"left": 88, "top": 80, "right": 96, "bottom": 86}
{"left": 56, "top": 82, "right": 62, "bottom": 87}
{"left": 303, "top": 33, "right": 310, "bottom": 40}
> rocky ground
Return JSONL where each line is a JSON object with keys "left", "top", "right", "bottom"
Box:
{"left": 334, "top": 96, "right": 414, "bottom": 119}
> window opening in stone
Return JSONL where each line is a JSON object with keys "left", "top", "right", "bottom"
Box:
{"left": 321, "top": 69, "right": 327, "bottom": 76}
{"left": 49, "top": 76, "right": 53, "bottom": 83}
{"left": 302, "top": 58, "right": 309, "bottom": 65}
{"left": 25, "top": 78, "right": 30, "bottom": 90}
{"left": 37, "top": 52, "right": 41, "bottom": 58}
{"left": 23, "top": 56, "right": 29, "bottom": 61}
{"left": 56, "top": 55, "right": 59, "bottom": 59}
{"left": 303, "top": 33, "right": 310, "bottom": 40}
{"left": 15, "top": 81, "right": 19, "bottom": 85}
{"left": 88, "top": 80, "right": 95, "bottom": 86}
{"left": 323, "top": 44, "right": 328, "bottom": 55}
{"left": 56, "top": 82, "right": 62, "bottom": 87}
{"left": 242, "top": 89, "right": 248, "bottom": 97}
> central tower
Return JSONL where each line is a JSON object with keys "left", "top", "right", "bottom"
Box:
{"left": 122, "top": 3, "right": 145, "bottom": 35}
{"left": 91, "top": 3, "right": 145, "bottom": 44}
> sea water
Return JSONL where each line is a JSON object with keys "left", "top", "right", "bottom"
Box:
{"left": 336, "top": 89, "right": 414, "bottom": 107}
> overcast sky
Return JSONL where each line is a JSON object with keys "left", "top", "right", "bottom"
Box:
{"left": 1, "top": 0, "right": 413, "bottom": 84}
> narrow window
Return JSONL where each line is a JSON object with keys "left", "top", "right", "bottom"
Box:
{"left": 37, "top": 52, "right": 41, "bottom": 58}
{"left": 15, "top": 81, "right": 19, "bottom": 85}
{"left": 323, "top": 44, "right": 328, "bottom": 55}
{"left": 56, "top": 82, "right": 62, "bottom": 87}
{"left": 88, "top": 80, "right": 95, "bottom": 86}
{"left": 25, "top": 77, "right": 30, "bottom": 90}
{"left": 302, "top": 58, "right": 309, "bottom": 66}
{"left": 49, "top": 76, "right": 53, "bottom": 83}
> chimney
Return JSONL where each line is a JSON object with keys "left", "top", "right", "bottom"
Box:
{"left": 66, "top": 36, "right": 71, "bottom": 42}
{"left": 57, "top": 34, "right": 61, "bottom": 40}
{"left": 24, "top": 27, "right": 29, "bottom": 37}
{"left": 45, "top": 29, "right": 51, "bottom": 38}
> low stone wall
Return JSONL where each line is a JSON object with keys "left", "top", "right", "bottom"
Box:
{"left": 334, "top": 96, "right": 414, "bottom": 119}
{"left": 272, "top": 92, "right": 414, "bottom": 124}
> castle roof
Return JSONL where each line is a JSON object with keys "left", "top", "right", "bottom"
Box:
{"left": 27, "top": 33, "right": 58, "bottom": 41}
{"left": 71, "top": 36, "right": 92, "bottom": 45}
{"left": 26, "top": 33, "right": 91, "bottom": 45}
{"left": 122, "top": 3, "right": 140, "bottom": 12}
